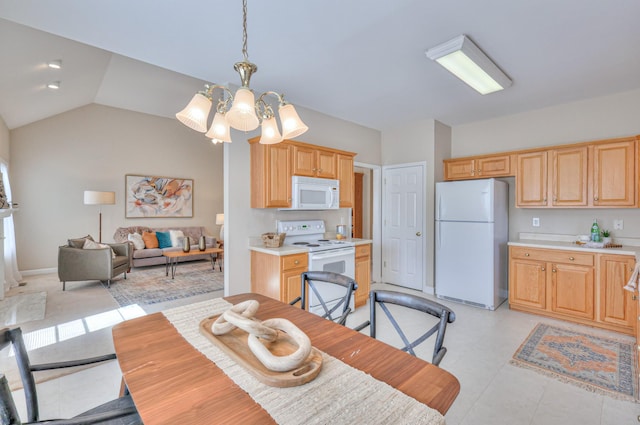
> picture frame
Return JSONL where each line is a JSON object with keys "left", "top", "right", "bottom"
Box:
{"left": 125, "top": 174, "right": 193, "bottom": 218}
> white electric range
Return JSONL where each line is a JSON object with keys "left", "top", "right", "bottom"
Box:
{"left": 277, "top": 219, "right": 355, "bottom": 315}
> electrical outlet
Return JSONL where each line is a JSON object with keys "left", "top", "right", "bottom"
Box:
{"left": 532, "top": 217, "right": 540, "bottom": 227}
{"left": 613, "top": 219, "right": 623, "bottom": 230}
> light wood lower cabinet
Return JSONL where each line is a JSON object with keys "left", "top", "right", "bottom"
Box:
{"left": 509, "top": 246, "right": 635, "bottom": 335}
{"left": 251, "top": 251, "right": 308, "bottom": 304}
{"left": 354, "top": 244, "right": 372, "bottom": 308}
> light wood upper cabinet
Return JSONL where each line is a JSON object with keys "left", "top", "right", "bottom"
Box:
{"left": 292, "top": 145, "right": 337, "bottom": 179}
{"left": 590, "top": 140, "right": 636, "bottom": 206}
{"left": 337, "top": 154, "right": 354, "bottom": 208}
{"left": 516, "top": 151, "right": 548, "bottom": 206}
{"left": 550, "top": 146, "right": 588, "bottom": 206}
{"left": 250, "top": 142, "right": 292, "bottom": 208}
{"left": 444, "top": 154, "right": 512, "bottom": 180}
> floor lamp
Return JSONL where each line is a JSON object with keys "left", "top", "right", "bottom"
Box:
{"left": 84, "top": 190, "right": 115, "bottom": 243}
{"left": 216, "top": 213, "right": 224, "bottom": 242}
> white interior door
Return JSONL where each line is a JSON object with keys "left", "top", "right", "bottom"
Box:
{"left": 382, "top": 164, "right": 424, "bottom": 290}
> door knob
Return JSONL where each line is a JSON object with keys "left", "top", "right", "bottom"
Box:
{"left": 416, "top": 232, "right": 422, "bottom": 236}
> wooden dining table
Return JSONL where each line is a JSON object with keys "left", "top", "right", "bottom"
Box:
{"left": 112, "top": 293, "right": 460, "bottom": 424}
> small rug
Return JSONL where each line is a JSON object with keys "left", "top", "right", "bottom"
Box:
{"left": 0, "top": 292, "right": 46, "bottom": 326}
{"left": 106, "top": 261, "right": 223, "bottom": 307}
{"left": 511, "top": 323, "right": 637, "bottom": 401}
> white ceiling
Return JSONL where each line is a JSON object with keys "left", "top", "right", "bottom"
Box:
{"left": 1, "top": 1, "right": 640, "bottom": 131}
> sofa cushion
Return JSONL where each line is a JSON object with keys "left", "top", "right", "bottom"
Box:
{"left": 169, "top": 230, "right": 185, "bottom": 247}
{"left": 142, "top": 231, "right": 159, "bottom": 249}
{"left": 127, "top": 232, "right": 145, "bottom": 250}
{"left": 156, "top": 231, "right": 172, "bottom": 248}
{"left": 68, "top": 234, "right": 94, "bottom": 249}
{"left": 133, "top": 247, "right": 163, "bottom": 259}
{"left": 113, "top": 226, "right": 152, "bottom": 244}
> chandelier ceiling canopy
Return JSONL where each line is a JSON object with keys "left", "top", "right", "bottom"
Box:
{"left": 176, "top": 0, "right": 308, "bottom": 145}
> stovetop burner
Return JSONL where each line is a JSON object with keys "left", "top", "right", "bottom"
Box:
{"left": 307, "top": 244, "right": 320, "bottom": 247}
{"left": 318, "top": 239, "right": 329, "bottom": 242}
{"left": 293, "top": 242, "right": 310, "bottom": 245}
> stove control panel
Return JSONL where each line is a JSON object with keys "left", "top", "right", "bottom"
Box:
{"left": 277, "top": 220, "right": 325, "bottom": 236}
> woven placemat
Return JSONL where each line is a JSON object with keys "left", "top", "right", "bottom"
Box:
{"left": 163, "top": 298, "right": 445, "bottom": 425}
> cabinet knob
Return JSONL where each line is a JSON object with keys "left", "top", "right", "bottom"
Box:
{"left": 552, "top": 269, "right": 556, "bottom": 273}
{"left": 294, "top": 260, "right": 299, "bottom": 265}
{"left": 594, "top": 196, "right": 599, "bottom": 201}
{"left": 543, "top": 198, "right": 547, "bottom": 203}
{"left": 541, "top": 267, "right": 545, "bottom": 271}
{"left": 524, "top": 253, "right": 530, "bottom": 257}
{"left": 568, "top": 257, "right": 575, "bottom": 261}
{"left": 553, "top": 198, "right": 557, "bottom": 202}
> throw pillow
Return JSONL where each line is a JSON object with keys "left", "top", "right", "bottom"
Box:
{"left": 82, "top": 238, "right": 116, "bottom": 259}
{"left": 156, "top": 231, "right": 172, "bottom": 249}
{"left": 169, "top": 230, "right": 185, "bottom": 247}
{"left": 127, "top": 232, "right": 145, "bottom": 250}
{"left": 68, "top": 234, "right": 94, "bottom": 249}
{"left": 142, "top": 231, "right": 159, "bottom": 249}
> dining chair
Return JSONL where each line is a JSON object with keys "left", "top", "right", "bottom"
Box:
{"left": 354, "top": 290, "right": 456, "bottom": 366}
{"left": 290, "top": 271, "right": 358, "bottom": 326}
{"left": 0, "top": 327, "right": 141, "bottom": 424}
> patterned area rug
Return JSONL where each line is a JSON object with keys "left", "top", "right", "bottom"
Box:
{"left": 511, "top": 323, "right": 637, "bottom": 401}
{"left": 0, "top": 292, "right": 46, "bottom": 326}
{"left": 105, "top": 261, "right": 224, "bottom": 307}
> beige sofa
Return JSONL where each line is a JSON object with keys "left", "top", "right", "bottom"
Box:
{"left": 113, "top": 226, "right": 217, "bottom": 268}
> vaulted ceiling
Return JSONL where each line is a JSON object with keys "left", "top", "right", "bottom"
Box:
{"left": 1, "top": 1, "right": 640, "bottom": 131}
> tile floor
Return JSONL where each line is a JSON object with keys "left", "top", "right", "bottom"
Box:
{"left": 4, "top": 272, "right": 640, "bottom": 424}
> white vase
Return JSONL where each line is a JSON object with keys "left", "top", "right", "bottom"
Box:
{"left": 602, "top": 237, "right": 612, "bottom": 245}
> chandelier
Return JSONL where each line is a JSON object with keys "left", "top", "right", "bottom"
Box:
{"left": 176, "top": 0, "right": 308, "bottom": 145}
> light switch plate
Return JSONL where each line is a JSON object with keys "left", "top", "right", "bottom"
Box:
{"left": 532, "top": 217, "right": 540, "bottom": 227}
{"left": 613, "top": 219, "right": 623, "bottom": 230}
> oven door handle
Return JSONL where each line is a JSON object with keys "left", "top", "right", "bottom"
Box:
{"left": 309, "top": 247, "right": 355, "bottom": 260}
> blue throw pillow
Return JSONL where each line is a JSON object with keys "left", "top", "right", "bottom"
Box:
{"left": 156, "top": 231, "right": 172, "bottom": 249}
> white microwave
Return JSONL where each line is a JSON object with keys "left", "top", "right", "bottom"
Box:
{"left": 287, "top": 176, "right": 340, "bottom": 210}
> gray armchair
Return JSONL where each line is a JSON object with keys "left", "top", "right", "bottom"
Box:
{"left": 58, "top": 242, "right": 131, "bottom": 290}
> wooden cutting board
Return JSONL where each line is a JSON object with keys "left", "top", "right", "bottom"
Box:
{"left": 199, "top": 315, "right": 323, "bottom": 387}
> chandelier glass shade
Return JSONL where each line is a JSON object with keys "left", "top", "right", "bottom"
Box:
{"left": 176, "top": 0, "right": 308, "bottom": 144}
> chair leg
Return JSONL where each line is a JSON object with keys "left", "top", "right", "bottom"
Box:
{"left": 124, "top": 271, "right": 127, "bottom": 280}
{"left": 107, "top": 279, "right": 111, "bottom": 288}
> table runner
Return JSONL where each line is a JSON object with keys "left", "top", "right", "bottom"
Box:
{"left": 163, "top": 298, "right": 445, "bottom": 425}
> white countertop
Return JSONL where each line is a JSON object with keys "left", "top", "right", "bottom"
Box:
{"left": 509, "top": 234, "right": 640, "bottom": 261}
{"left": 249, "top": 238, "right": 373, "bottom": 256}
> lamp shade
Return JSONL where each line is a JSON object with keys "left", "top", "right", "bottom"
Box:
{"left": 259, "top": 116, "right": 283, "bottom": 144}
{"left": 278, "top": 104, "right": 308, "bottom": 139}
{"left": 226, "top": 88, "right": 260, "bottom": 131}
{"left": 205, "top": 112, "right": 232, "bottom": 143}
{"left": 176, "top": 93, "right": 213, "bottom": 133}
{"left": 84, "top": 191, "right": 115, "bottom": 205}
{"left": 216, "top": 213, "right": 224, "bottom": 225}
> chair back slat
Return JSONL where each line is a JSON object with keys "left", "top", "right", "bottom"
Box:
{"left": 0, "top": 374, "right": 21, "bottom": 424}
{"left": 4, "top": 328, "right": 39, "bottom": 422}
{"left": 298, "top": 271, "right": 358, "bottom": 326}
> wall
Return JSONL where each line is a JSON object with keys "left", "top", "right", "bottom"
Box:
{"left": 380, "top": 119, "right": 452, "bottom": 291}
{"left": 452, "top": 88, "right": 640, "bottom": 240}
{"left": 10, "top": 104, "right": 223, "bottom": 271}
{"left": 225, "top": 105, "right": 382, "bottom": 295}
{"left": 0, "top": 117, "right": 10, "bottom": 161}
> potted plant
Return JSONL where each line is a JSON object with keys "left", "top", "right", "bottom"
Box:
{"left": 601, "top": 229, "right": 612, "bottom": 245}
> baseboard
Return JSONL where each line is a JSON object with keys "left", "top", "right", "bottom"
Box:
{"left": 20, "top": 267, "right": 56, "bottom": 276}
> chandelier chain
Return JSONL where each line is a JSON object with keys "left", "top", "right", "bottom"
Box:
{"left": 241, "top": 0, "right": 249, "bottom": 61}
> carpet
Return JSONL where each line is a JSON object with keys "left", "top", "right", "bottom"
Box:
{"left": 105, "top": 261, "right": 224, "bottom": 307}
{"left": 0, "top": 292, "right": 46, "bottom": 326}
{"left": 511, "top": 323, "right": 637, "bottom": 401}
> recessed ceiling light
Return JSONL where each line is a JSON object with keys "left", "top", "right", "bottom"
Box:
{"left": 48, "top": 60, "right": 62, "bottom": 69}
{"left": 426, "top": 35, "right": 511, "bottom": 95}
{"left": 47, "top": 81, "right": 61, "bottom": 90}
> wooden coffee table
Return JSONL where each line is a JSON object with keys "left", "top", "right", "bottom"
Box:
{"left": 163, "top": 247, "right": 223, "bottom": 279}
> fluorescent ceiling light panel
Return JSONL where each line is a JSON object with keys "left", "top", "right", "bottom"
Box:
{"left": 426, "top": 35, "right": 511, "bottom": 95}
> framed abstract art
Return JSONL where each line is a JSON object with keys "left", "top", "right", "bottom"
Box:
{"left": 125, "top": 174, "right": 193, "bottom": 218}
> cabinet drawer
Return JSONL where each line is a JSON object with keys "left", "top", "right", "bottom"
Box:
{"left": 510, "top": 247, "right": 593, "bottom": 266}
{"left": 281, "top": 253, "right": 308, "bottom": 271}
{"left": 355, "top": 244, "right": 371, "bottom": 258}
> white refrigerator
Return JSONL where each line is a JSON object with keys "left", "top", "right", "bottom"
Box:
{"left": 435, "top": 179, "right": 508, "bottom": 310}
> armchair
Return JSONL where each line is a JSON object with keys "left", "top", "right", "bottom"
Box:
{"left": 58, "top": 242, "right": 131, "bottom": 291}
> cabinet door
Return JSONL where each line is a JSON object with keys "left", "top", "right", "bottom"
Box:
{"left": 337, "top": 154, "right": 354, "bottom": 208}
{"left": 282, "top": 269, "right": 304, "bottom": 304}
{"left": 598, "top": 254, "right": 636, "bottom": 330}
{"left": 265, "top": 144, "right": 292, "bottom": 207}
{"left": 316, "top": 151, "right": 337, "bottom": 179}
{"left": 551, "top": 263, "right": 594, "bottom": 319}
{"left": 516, "top": 151, "right": 548, "bottom": 207}
{"left": 509, "top": 258, "right": 546, "bottom": 309}
{"left": 354, "top": 245, "right": 371, "bottom": 308}
{"left": 477, "top": 155, "right": 512, "bottom": 177}
{"left": 444, "top": 159, "right": 474, "bottom": 180}
{"left": 292, "top": 145, "right": 316, "bottom": 177}
{"left": 551, "top": 146, "right": 587, "bottom": 206}
{"left": 591, "top": 140, "right": 635, "bottom": 206}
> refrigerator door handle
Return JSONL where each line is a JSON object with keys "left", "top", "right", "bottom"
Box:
{"left": 437, "top": 221, "right": 441, "bottom": 249}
